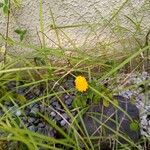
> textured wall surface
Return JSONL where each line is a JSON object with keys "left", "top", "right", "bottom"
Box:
{"left": 0, "top": 0, "right": 149, "bottom": 54}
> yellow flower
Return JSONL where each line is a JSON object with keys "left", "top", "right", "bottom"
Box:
{"left": 75, "top": 76, "right": 88, "bottom": 92}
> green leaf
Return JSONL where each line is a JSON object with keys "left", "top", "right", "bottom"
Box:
{"left": 14, "top": 117, "right": 21, "bottom": 126}
{"left": 4, "top": 0, "right": 8, "bottom": 5}
{"left": 93, "top": 94, "right": 100, "bottom": 104}
{"left": 87, "top": 90, "right": 94, "bottom": 100}
{"left": 0, "top": 61, "right": 4, "bottom": 69}
{"left": 20, "top": 33, "right": 27, "bottom": 41}
{"left": 113, "top": 99, "right": 119, "bottom": 107}
{"left": 103, "top": 100, "right": 110, "bottom": 107}
{"left": 130, "top": 121, "right": 139, "bottom": 131}
{"left": 3, "top": 5, "right": 9, "bottom": 14}
{"left": 7, "top": 37, "right": 15, "bottom": 45}
{"left": 34, "top": 57, "right": 46, "bottom": 66}
{"left": 0, "top": 45, "right": 6, "bottom": 54}
{"left": 72, "top": 94, "right": 87, "bottom": 108}
{"left": 17, "top": 94, "right": 27, "bottom": 105}
{"left": 15, "top": 29, "right": 27, "bottom": 35}
{"left": 0, "top": 2, "right": 4, "bottom": 8}
{"left": 20, "top": 34, "right": 24, "bottom": 41}
{"left": 22, "top": 30, "right": 27, "bottom": 34}
{"left": 14, "top": 29, "right": 23, "bottom": 34}
{"left": 15, "top": 29, "right": 27, "bottom": 41}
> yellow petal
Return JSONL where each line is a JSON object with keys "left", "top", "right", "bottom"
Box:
{"left": 75, "top": 76, "right": 88, "bottom": 92}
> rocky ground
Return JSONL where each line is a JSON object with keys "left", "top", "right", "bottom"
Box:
{"left": 0, "top": 72, "right": 150, "bottom": 149}
{"left": 0, "top": 76, "right": 76, "bottom": 138}
{"left": 115, "top": 72, "right": 150, "bottom": 137}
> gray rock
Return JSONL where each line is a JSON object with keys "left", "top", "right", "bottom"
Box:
{"left": 15, "top": 110, "right": 21, "bottom": 116}
{"left": 39, "top": 104, "right": 45, "bottom": 113}
{"left": 55, "top": 114, "right": 62, "bottom": 121}
{"left": 65, "top": 97, "right": 72, "bottom": 105}
{"left": 60, "top": 120, "right": 67, "bottom": 126}
{"left": 52, "top": 101, "right": 61, "bottom": 109}
{"left": 83, "top": 95, "right": 140, "bottom": 144}
{"left": 64, "top": 95, "right": 70, "bottom": 100}
{"left": 43, "top": 125, "right": 55, "bottom": 137}
{"left": 38, "top": 123, "right": 45, "bottom": 128}
{"left": 28, "top": 117, "right": 36, "bottom": 123}
{"left": 119, "top": 90, "right": 133, "bottom": 99}
{"left": 28, "top": 125, "right": 37, "bottom": 132}
{"left": 50, "top": 111, "right": 56, "bottom": 117}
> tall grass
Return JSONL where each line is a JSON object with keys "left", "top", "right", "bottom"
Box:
{"left": 0, "top": 0, "right": 149, "bottom": 149}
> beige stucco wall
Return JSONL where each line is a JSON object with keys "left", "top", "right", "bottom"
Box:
{"left": 0, "top": 0, "right": 150, "bottom": 55}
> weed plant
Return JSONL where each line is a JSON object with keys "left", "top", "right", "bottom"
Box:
{"left": 0, "top": 0, "right": 150, "bottom": 149}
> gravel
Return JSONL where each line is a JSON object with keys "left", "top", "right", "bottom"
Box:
{"left": 0, "top": 77, "right": 75, "bottom": 138}
{"left": 50, "top": 111, "right": 56, "bottom": 117}
{"left": 110, "top": 72, "right": 150, "bottom": 137}
{"left": 0, "top": 72, "right": 149, "bottom": 148}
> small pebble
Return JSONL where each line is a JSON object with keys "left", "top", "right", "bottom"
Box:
{"left": 64, "top": 95, "right": 70, "bottom": 100}
{"left": 52, "top": 102, "right": 61, "bottom": 109}
{"left": 55, "top": 115, "right": 62, "bottom": 121}
{"left": 60, "top": 120, "right": 67, "bottom": 126}
{"left": 38, "top": 123, "right": 45, "bottom": 128}
{"left": 50, "top": 111, "right": 56, "bottom": 117}
{"left": 28, "top": 126, "right": 37, "bottom": 132}
{"left": 65, "top": 97, "right": 72, "bottom": 105}
{"left": 15, "top": 110, "right": 21, "bottom": 116}
{"left": 28, "top": 117, "right": 36, "bottom": 123}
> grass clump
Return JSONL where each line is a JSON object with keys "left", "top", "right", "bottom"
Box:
{"left": 0, "top": 44, "right": 149, "bottom": 149}
{"left": 0, "top": 0, "right": 150, "bottom": 149}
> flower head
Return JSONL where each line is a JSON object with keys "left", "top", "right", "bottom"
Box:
{"left": 75, "top": 76, "right": 88, "bottom": 92}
